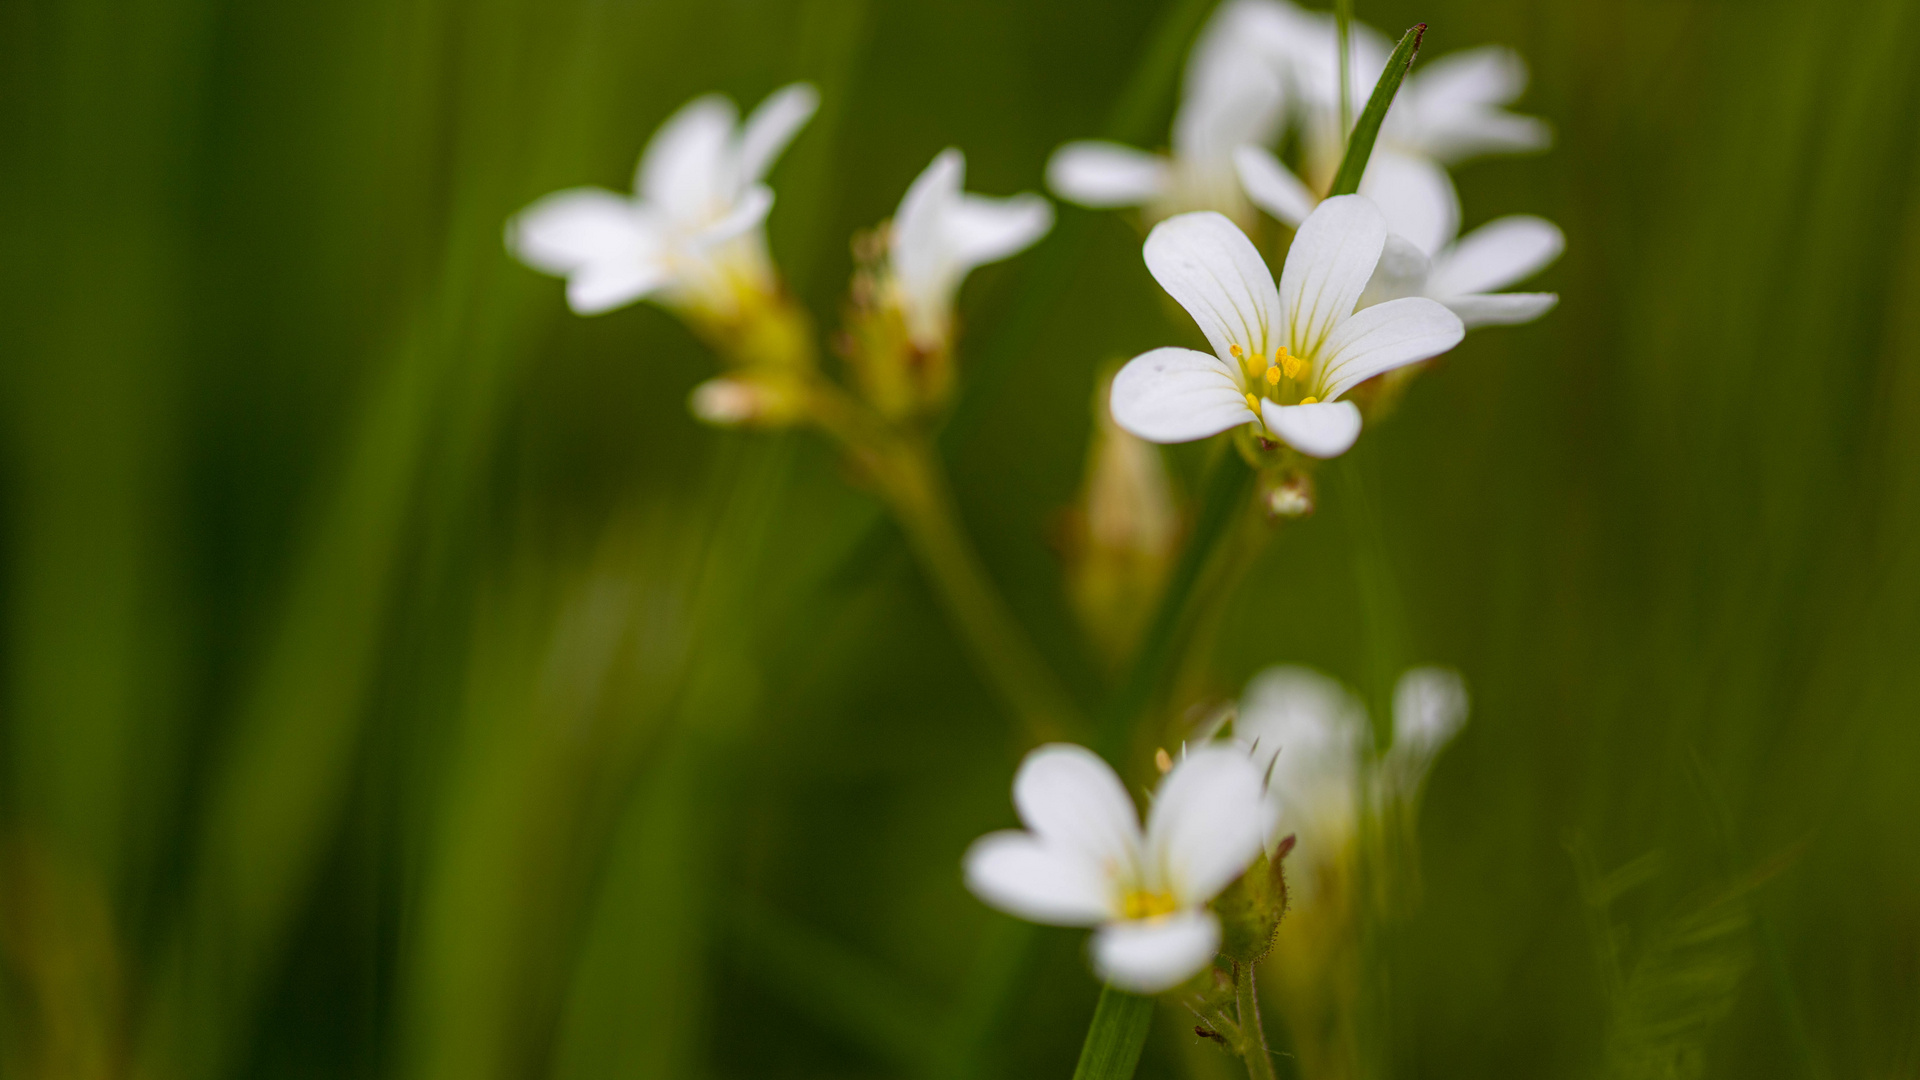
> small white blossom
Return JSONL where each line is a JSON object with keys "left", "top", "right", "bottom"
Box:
{"left": 964, "top": 743, "right": 1267, "bottom": 993}
{"left": 506, "top": 83, "right": 818, "bottom": 317}
{"left": 887, "top": 149, "right": 1053, "bottom": 353}
{"left": 1234, "top": 665, "right": 1469, "bottom": 902}
{"left": 1045, "top": 2, "right": 1285, "bottom": 226}
{"left": 1109, "top": 197, "right": 1462, "bottom": 459}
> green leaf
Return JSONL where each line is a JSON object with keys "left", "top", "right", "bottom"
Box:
{"left": 1326, "top": 23, "right": 1427, "bottom": 198}
{"left": 1071, "top": 984, "right": 1155, "bottom": 1080}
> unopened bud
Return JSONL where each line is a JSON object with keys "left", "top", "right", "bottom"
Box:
{"left": 688, "top": 375, "right": 806, "bottom": 428}
{"left": 1265, "top": 474, "right": 1314, "bottom": 518}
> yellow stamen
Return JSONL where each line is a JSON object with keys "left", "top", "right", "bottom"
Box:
{"left": 1279, "top": 347, "right": 1307, "bottom": 381}
{"left": 1154, "top": 748, "right": 1174, "bottom": 774}
{"left": 1264, "top": 365, "right": 1281, "bottom": 385}
{"left": 1245, "top": 393, "right": 1261, "bottom": 413}
{"left": 1229, "top": 344, "right": 1244, "bottom": 359}
{"left": 1299, "top": 396, "right": 1318, "bottom": 405}
{"left": 1121, "top": 889, "right": 1180, "bottom": 920}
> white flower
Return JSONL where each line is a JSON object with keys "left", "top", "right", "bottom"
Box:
{"left": 1109, "top": 198, "right": 1463, "bottom": 459}
{"left": 887, "top": 149, "right": 1053, "bottom": 352}
{"left": 1226, "top": 2, "right": 1551, "bottom": 259}
{"left": 1235, "top": 666, "right": 1369, "bottom": 892}
{"left": 1233, "top": 664, "right": 1469, "bottom": 902}
{"left": 1350, "top": 216, "right": 1563, "bottom": 329}
{"left": 963, "top": 743, "right": 1267, "bottom": 993}
{"left": 506, "top": 83, "right": 818, "bottom": 317}
{"left": 1045, "top": 2, "right": 1285, "bottom": 225}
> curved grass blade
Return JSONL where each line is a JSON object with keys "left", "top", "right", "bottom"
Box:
{"left": 1327, "top": 23, "right": 1426, "bottom": 198}
{"left": 1070, "top": 984, "right": 1155, "bottom": 1080}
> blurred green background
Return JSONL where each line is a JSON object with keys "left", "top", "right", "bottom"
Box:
{"left": 4, "top": 0, "right": 1919, "bottom": 1077}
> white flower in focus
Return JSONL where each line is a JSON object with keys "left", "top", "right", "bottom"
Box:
{"left": 887, "top": 149, "right": 1054, "bottom": 353}
{"left": 1350, "top": 216, "right": 1563, "bottom": 329}
{"left": 506, "top": 83, "right": 819, "bottom": 316}
{"left": 1109, "top": 198, "right": 1463, "bottom": 459}
{"left": 1046, "top": 2, "right": 1285, "bottom": 225}
{"left": 964, "top": 743, "right": 1268, "bottom": 993}
{"left": 1234, "top": 666, "right": 1369, "bottom": 897}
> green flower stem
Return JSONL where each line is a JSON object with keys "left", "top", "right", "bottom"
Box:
{"left": 1327, "top": 22, "right": 1426, "bottom": 199}
{"left": 808, "top": 380, "right": 1081, "bottom": 744}
{"left": 1095, "top": 448, "right": 1256, "bottom": 758}
{"left": 1336, "top": 0, "right": 1355, "bottom": 137}
{"left": 1071, "top": 984, "right": 1156, "bottom": 1080}
{"left": 1234, "top": 963, "right": 1279, "bottom": 1080}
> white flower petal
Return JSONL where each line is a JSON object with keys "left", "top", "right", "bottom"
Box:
{"left": 1110, "top": 347, "right": 1257, "bottom": 444}
{"left": 964, "top": 831, "right": 1117, "bottom": 926}
{"left": 565, "top": 259, "right": 669, "bottom": 315}
{"left": 1317, "top": 297, "right": 1464, "bottom": 400}
{"left": 1260, "top": 400, "right": 1362, "bottom": 459}
{"left": 1091, "top": 911, "right": 1221, "bottom": 994}
{"left": 1413, "top": 45, "right": 1530, "bottom": 109}
{"left": 1415, "top": 108, "right": 1553, "bottom": 164}
{"left": 1393, "top": 666, "right": 1469, "bottom": 755}
{"left": 1427, "top": 215, "right": 1565, "bottom": 297}
{"left": 1047, "top": 141, "right": 1170, "bottom": 208}
{"left": 1443, "top": 291, "right": 1559, "bottom": 328}
{"left": 1357, "top": 233, "right": 1433, "bottom": 310}
{"left": 736, "top": 82, "right": 819, "bottom": 184}
{"left": 507, "top": 188, "right": 651, "bottom": 274}
{"left": 1233, "top": 145, "right": 1318, "bottom": 227}
{"left": 1012, "top": 744, "right": 1142, "bottom": 880}
{"left": 1237, "top": 665, "right": 1368, "bottom": 858}
{"left": 638, "top": 93, "right": 738, "bottom": 219}
{"left": 1357, "top": 149, "right": 1460, "bottom": 257}
{"left": 1143, "top": 745, "right": 1267, "bottom": 905}
{"left": 1143, "top": 211, "right": 1283, "bottom": 360}
{"left": 1276, "top": 195, "right": 1386, "bottom": 358}
{"left": 1173, "top": 57, "right": 1284, "bottom": 167}
{"left": 947, "top": 191, "right": 1054, "bottom": 270}
{"left": 691, "top": 183, "right": 774, "bottom": 248}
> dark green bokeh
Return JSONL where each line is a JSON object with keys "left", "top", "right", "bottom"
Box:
{"left": 3, "top": 0, "right": 1917, "bottom": 1078}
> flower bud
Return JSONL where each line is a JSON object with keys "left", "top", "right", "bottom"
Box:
{"left": 1211, "top": 835, "right": 1293, "bottom": 965}
{"left": 688, "top": 373, "right": 808, "bottom": 428}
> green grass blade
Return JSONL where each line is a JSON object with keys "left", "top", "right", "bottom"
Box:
{"left": 1071, "top": 984, "right": 1155, "bottom": 1080}
{"left": 1326, "top": 23, "right": 1426, "bottom": 198}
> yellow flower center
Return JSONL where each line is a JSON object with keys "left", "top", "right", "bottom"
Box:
{"left": 1236, "top": 343, "right": 1319, "bottom": 418}
{"left": 1120, "top": 889, "right": 1181, "bottom": 920}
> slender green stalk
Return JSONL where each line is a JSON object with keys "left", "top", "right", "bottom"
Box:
{"left": 1336, "top": 0, "right": 1355, "bottom": 138}
{"left": 1071, "top": 985, "right": 1156, "bottom": 1080}
{"left": 1327, "top": 23, "right": 1426, "bottom": 198}
{"left": 1234, "top": 964, "right": 1278, "bottom": 1080}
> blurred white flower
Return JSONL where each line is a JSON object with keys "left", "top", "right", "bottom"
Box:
{"left": 1232, "top": 664, "right": 1469, "bottom": 901}
{"left": 964, "top": 743, "right": 1267, "bottom": 993}
{"left": 1353, "top": 216, "right": 1563, "bottom": 329}
{"left": 886, "top": 148, "right": 1053, "bottom": 353}
{"left": 1226, "top": 0, "right": 1551, "bottom": 258}
{"left": 1109, "top": 198, "right": 1462, "bottom": 459}
{"left": 1045, "top": 1, "right": 1285, "bottom": 226}
{"left": 506, "top": 83, "right": 818, "bottom": 317}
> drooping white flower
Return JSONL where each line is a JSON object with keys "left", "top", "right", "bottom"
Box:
{"left": 506, "top": 83, "right": 818, "bottom": 317}
{"left": 1348, "top": 216, "right": 1563, "bottom": 329}
{"left": 1045, "top": 2, "right": 1285, "bottom": 226}
{"left": 1109, "top": 198, "right": 1463, "bottom": 459}
{"left": 1379, "top": 665, "right": 1470, "bottom": 800}
{"left": 964, "top": 743, "right": 1267, "bottom": 993}
{"left": 886, "top": 149, "right": 1054, "bottom": 353}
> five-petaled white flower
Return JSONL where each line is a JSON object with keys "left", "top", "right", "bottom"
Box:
{"left": 1235, "top": 665, "right": 1468, "bottom": 902}
{"left": 1045, "top": 1, "right": 1284, "bottom": 227}
{"left": 506, "top": 83, "right": 819, "bottom": 317}
{"left": 1110, "top": 197, "right": 1463, "bottom": 459}
{"left": 887, "top": 149, "right": 1054, "bottom": 353}
{"left": 964, "top": 743, "right": 1267, "bottom": 993}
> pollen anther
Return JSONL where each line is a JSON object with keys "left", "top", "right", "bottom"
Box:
{"left": 1264, "top": 365, "right": 1281, "bottom": 385}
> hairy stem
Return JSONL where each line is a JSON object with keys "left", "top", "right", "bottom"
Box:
{"left": 1235, "top": 963, "right": 1279, "bottom": 1080}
